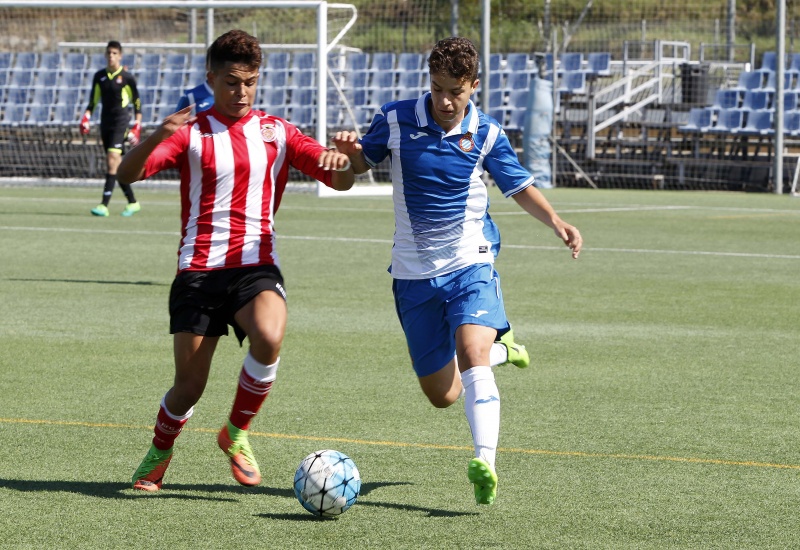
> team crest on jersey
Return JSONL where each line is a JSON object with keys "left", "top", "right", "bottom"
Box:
{"left": 458, "top": 131, "right": 474, "bottom": 152}
{"left": 261, "top": 124, "right": 276, "bottom": 142}
{"left": 116, "top": 75, "right": 123, "bottom": 84}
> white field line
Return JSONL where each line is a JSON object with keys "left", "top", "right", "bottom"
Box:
{"left": 1, "top": 224, "right": 799, "bottom": 260}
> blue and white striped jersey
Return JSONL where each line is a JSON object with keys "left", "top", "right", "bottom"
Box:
{"left": 360, "top": 92, "right": 535, "bottom": 280}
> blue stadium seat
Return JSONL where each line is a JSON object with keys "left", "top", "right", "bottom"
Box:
{"left": 89, "top": 53, "right": 106, "bottom": 69}
{"left": 122, "top": 53, "right": 136, "bottom": 70}
{"left": 2, "top": 104, "right": 27, "bottom": 126}
{"left": 28, "top": 104, "right": 51, "bottom": 125}
{"left": 785, "top": 110, "right": 800, "bottom": 135}
{"left": 503, "top": 53, "right": 530, "bottom": 74}
{"left": 678, "top": 107, "right": 714, "bottom": 132}
{"left": 762, "top": 71, "right": 792, "bottom": 93}
{"left": 396, "top": 70, "right": 423, "bottom": 91}
{"left": 784, "top": 91, "right": 799, "bottom": 111}
{"left": 34, "top": 70, "right": 58, "bottom": 89}
{"left": 63, "top": 52, "right": 87, "bottom": 71}
{"left": 8, "top": 70, "right": 33, "bottom": 89}
{"left": 739, "top": 110, "right": 772, "bottom": 136}
{"left": 368, "top": 88, "right": 395, "bottom": 107}
{"left": 560, "top": 52, "right": 583, "bottom": 72}
{"left": 13, "top": 52, "right": 37, "bottom": 70}
{"left": 164, "top": 53, "right": 188, "bottom": 73}
{"left": 288, "top": 88, "right": 315, "bottom": 107}
{"left": 57, "top": 69, "right": 87, "bottom": 89}
{"left": 137, "top": 70, "right": 161, "bottom": 89}
{"left": 730, "top": 71, "right": 763, "bottom": 94}
{"left": 288, "top": 105, "right": 314, "bottom": 129}
{"left": 398, "top": 53, "right": 424, "bottom": 72}
{"left": 160, "top": 87, "right": 181, "bottom": 108}
{"left": 140, "top": 53, "right": 163, "bottom": 72}
{"left": 756, "top": 51, "right": 778, "bottom": 74}
{"left": 266, "top": 52, "right": 289, "bottom": 70}
{"left": 487, "top": 72, "right": 504, "bottom": 91}
{"left": 488, "top": 53, "right": 502, "bottom": 72}
{"left": 711, "top": 89, "right": 740, "bottom": 111}
{"left": 260, "top": 69, "right": 288, "bottom": 89}
{"left": 51, "top": 103, "right": 72, "bottom": 126}
{"left": 39, "top": 52, "right": 60, "bottom": 70}
{"left": 57, "top": 88, "right": 80, "bottom": 110}
{"left": 558, "top": 71, "right": 586, "bottom": 95}
{"left": 161, "top": 71, "right": 185, "bottom": 90}
{"left": 344, "top": 52, "right": 368, "bottom": 72}
{"left": 349, "top": 107, "right": 374, "bottom": 130}
{"left": 291, "top": 52, "right": 316, "bottom": 71}
{"left": 396, "top": 88, "right": 420, "bottom": 101}
{"left": 346, "top": 69, "right": 369, "bottom": 89}
{"left": 584, "top": 52, "right": 611, "bottom": 77}
{"left": 260, "top": 88, "right": 287, "bottom": 109}
{"left": 5, "top": 88, "right": 29, "bottom": 105}
{"left": 348, "top": 88, "right": 368, "bottom": 109}
{"left": 292, "top": 69, "right": 315, "bottom": 89}
{"left": 31, "top": 87, "right": 55, "bottom": 106}
{"left": 505, "top": 109, "right": 527, "bottom": 131}
{"left": 507, "top": 72, "right": 531, "bottom": 90}
{"left": 138, "top": 88, "right": 157, "bottom": 108}
{"left": 369, "top": 70, "right": 395, "bottom": 90}
{"left": 369, "top": 52, "right": 395, "bottom": 73}
{"left": 709, "top": 108, "right": 744, "bottom": 133}
{"left": 487, "top": 89, "right": 505, "bottom": 109}
{"left": 189, "top": 53, "right": 207, "bottom": 72}
{"left": 741, "top": 90, "right": 771, "bottom": 111}
{"left": 0, "top": 52, "right": 12, "bottom": 71}
{"left": 487, "top": 107, "right": 508, "bottom": 126}
{"left": 507, "top": 89, "right": 528, "bottom": 110}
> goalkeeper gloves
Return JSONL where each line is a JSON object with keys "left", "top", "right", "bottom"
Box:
{"left": 128, "top": 122, "right": 142, "bottom": 146}
{"left": 79, "top": 113, "right": 91, "bottom": 135}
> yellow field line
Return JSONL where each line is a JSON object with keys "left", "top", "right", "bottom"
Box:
{"left": 3, "top": 416, "right": 799, "bottom": 471}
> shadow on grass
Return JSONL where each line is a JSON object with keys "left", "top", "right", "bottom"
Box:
{"left": 0, "top": 478, "right": 477, "bottom": 517}
{"left": 8, "top": 278, "right": 166, "bottom": 286}
{"left": 257, "top": 481, "right": 479, "bottom": 520}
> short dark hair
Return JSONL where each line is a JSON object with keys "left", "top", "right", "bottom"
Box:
{"left": 428, "top": 37, "right": 479, "bottom": 83}
{"left": 207, "top": 30, "right": 262, "bottom": 73}
{"left": 106, "top": 40, "right": 122, "bottom": 52}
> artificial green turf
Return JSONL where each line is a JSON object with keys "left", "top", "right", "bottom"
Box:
{"left": 1, "top": 185, "right": 799, "bottom": 548}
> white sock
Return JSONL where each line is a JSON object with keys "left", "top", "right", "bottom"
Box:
{"left": 489, "top": 342, "right": 508, "bottom": 367}
{"left": 243, "top": 352, "right": 279, "bottom": 382}
{"left": 461, "top": 366, "right": 500, "bottom": 469}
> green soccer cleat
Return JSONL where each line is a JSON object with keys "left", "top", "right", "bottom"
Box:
{"left": 497, "top": 328, "right": 530, "bottom": 369}
{"left": 90, "top": 204, "right": 109, "bottom": 217}
{"left": 121, "top": 202, "right": 141, "bottom": 217}
{"left": 468, "top": 457, "right": 498, "bottom": 505}
{"left": 132, "top": 444, "right": 173, "bottom": 492}
{"left": 218, "top": 423, "right": 261, "bottom": 486}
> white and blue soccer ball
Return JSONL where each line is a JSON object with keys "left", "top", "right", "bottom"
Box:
{"left": 293, "top": 449, "right": 361, "bottom": 517}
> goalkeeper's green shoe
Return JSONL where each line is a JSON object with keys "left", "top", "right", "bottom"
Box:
{"left": 497, "top": 328, "right": 530, "bottom": 369}
{"left": 121, "top": 202, "right": 141, "bottom": 217}
{"left": 132, "top": 444, "right": 173, "bottom": 492}
{"left": 468, "top": 457, "right": 498, "bottom": 505}
{"left": 90, "top": 204, "right": 109, "bottom": 217}
{"left": 218, "top": 422, "right": 261, "bottom": 486}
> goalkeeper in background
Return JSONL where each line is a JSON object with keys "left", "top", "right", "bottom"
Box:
{"left": 80, "top": 40, "right": 143, "bottom": 217}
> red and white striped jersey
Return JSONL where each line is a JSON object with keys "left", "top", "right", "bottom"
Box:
{"left": 142, "top": 108, "right": 333, "bottom": 272}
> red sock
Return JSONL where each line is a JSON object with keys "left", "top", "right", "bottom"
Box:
{"left": 152, "top": 401, "right": 192, "bottom": 451}
{"left": 228, "top": 367, "right": 274, "bottom": 431}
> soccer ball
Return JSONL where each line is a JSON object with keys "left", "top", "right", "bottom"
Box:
{"left": 293, "top": 449, "right": 361, "bottom": 517}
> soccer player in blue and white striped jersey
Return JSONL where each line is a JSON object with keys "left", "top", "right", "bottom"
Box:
{"left": 334, "top": 37, "right": 582, "bottom": 505}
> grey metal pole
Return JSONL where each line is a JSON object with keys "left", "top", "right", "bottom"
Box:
{"left": 481, "top": 0, "right": 490, "bottom": 112}
{"left": 775, "top": 0, "right": 785, "bottom": 194}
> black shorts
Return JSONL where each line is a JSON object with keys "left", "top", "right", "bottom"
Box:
{"left": 169, "top": 264, "right": 286, "bottom": 345}
{"left": 100, "top": 123, "right": 128, "bottom": 153}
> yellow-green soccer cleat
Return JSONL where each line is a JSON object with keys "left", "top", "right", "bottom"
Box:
{"left": 218, "top": 423, "right": 262, "bottom": 486}
{"left": 132, "top": 444, "right": 173, "bottom": 492}
{"left": 121, "top": 202, "right": 141, "bottom": 217}
{"left": 90, "top": 204, "right": 109, "bottom": 217}
{"left": 497, "top": 328, "right": 530, "bottom": 369}
{"left": 468, "top": 457, "right": 498, "bottom": 505}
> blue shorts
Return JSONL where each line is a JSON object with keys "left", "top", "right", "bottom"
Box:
{"left": 392, "top": 263, "right": 510, "bottom": 377}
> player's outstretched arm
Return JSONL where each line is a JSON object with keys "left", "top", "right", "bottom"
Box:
{"left": 317, "top": 148, "right": 355, "bottom": 191}
{"left": 512, "top": 185, "right": 583, "bottom": 259}
{"left": 118, "top": 106, "right": 195, "bottom": 184}
{"left": 332, "top": 131, "right": 370, "bottom": 175}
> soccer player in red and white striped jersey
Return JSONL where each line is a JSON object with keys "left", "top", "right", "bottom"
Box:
{"left": 119, "top": 30, "right": 354, "bottom": 492}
